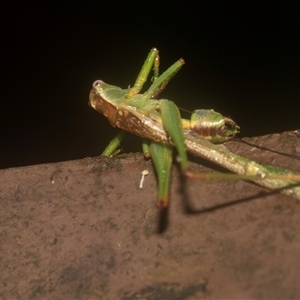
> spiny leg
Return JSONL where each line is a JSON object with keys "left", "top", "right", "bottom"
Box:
{"left": 145, "top": 59, "right": 185, "bottom": 99}
{"left": 126, "top": 48, "right": 159, "bottom": 99}
{"left": 150, "top": 141, "right": 173, "bottom": 208}
{"left": 102, "top": 130, "right": 127, "bottom": 156}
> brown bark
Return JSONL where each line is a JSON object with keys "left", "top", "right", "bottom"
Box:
{"left": 1, "top": 131, "right": 299, "bottom": 299}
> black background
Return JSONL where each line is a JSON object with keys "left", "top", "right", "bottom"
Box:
{"left": 1, "top": 1, "right": 299, "bottom": 169}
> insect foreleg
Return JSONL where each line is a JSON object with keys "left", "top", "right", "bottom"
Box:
{"left": 126, "top": 48, "right": 159, "bottom": 99}
{"left": 149, "top": 141, "right": 173, "bottom": 208}
{"left": 102, "top": 130, "right": 127, "bottom": 156}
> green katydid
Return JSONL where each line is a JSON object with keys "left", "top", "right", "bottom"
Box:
{"left": 89, "top": 48, "right": 300, "bottom": 208}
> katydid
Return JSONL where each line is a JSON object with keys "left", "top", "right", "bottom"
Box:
{"left": 89, "top": 48, "right": 300, "bottom": 208}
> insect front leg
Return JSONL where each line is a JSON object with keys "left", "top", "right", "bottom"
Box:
{"left": 149, "top": 141, "right": 173, "bottom": 208}
{"left": 141, "top": 136, "right": 173, "bottom": 208}
{"left": 102, "top": 130, "right": 127, "bottom": 156}
{"left": 126, "top": 48, "right": 159, "bottom": 99}
{"left": 145, "top": 59, "right": 185, "bottom": 99}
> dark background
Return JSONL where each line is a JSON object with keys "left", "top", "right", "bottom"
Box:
{"left": 1, "top": 1, "right": 299, "bottom": 169}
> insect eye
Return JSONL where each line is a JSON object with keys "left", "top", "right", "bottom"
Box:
{"left": 92, "top": 80, "right": 104, "bottom": 88}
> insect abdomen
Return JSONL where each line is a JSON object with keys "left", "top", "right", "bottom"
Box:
{"left": 190, "top": 109, "right": 239, "bottom": 143}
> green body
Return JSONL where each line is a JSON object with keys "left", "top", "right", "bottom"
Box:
{"left": 89, "top": 48, "right": 300, "bottom": 207}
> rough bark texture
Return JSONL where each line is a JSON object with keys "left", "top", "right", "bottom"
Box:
{"left": 1, "top": 131, "right": 300, "bottom": 299}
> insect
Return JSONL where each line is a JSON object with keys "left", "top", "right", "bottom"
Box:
{"left": 89, "top": 48, "right": 300, "bottom": 208}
